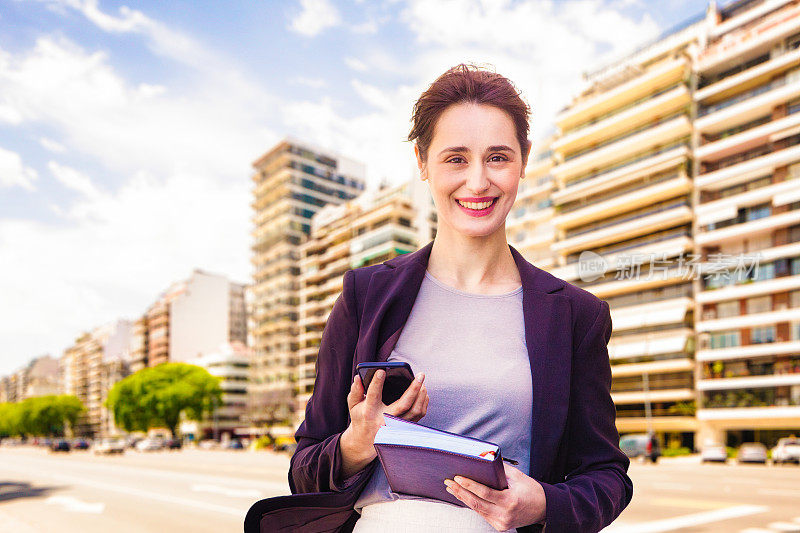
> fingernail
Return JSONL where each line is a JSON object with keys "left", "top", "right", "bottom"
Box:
{"left": 416, "top": 372, "right": 424, "bottom": 382}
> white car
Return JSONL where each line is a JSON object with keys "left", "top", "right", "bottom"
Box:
{"left": 135, "top": 438, "right": 164, "bottom": 451}
{"left": 771, "top": 437, "right": 800, "bottom": 464}
{"left": 93, "top": 438, "right": 125, "bottom": 455}
{"left": 701, "top": 444, "right": 728, "bottom": 463}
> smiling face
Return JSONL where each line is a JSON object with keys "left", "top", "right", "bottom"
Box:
{"left": 415, "top": 102, "right": 529, "bottom": 239}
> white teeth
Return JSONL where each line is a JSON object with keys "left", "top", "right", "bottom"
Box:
{"left": 457, "top": 199, "right": 494, "bottom": 210}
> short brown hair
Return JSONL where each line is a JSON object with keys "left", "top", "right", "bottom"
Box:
{"left": 408, "top": 63, "right": 531, "bottom": 165}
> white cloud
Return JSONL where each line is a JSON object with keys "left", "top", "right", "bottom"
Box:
{"left": 40, "top": 137, "right": 66, "bottom": 153}
{"left": 0, "top": 171, "right": 252, "bottom": 375}
{"left": 44, "top": 0, "right": 213, "bottom": 68}
{"left": 0, "top": 36, "right": 277, "bottom": 179}
{"left": 290, "top": 76, "right": 328, "bottom": 89}
{"left": 0, "top": 147, "right": 38, "bottom": 190}
{"left": 49, "top": 161, "right": 102, "bottom": 200}
{"left": 289, "top": 0, "right": 341, "bottom": 37}
{"left": 344, "top": 56, "right": 368, "bottom": 72}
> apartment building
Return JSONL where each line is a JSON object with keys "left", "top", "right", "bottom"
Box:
{"left": 0, "top": 355, "right": 59, "bottom": 403}
{"left": 548, "top": 16, "right": 704, "bottom": 449}
{"left": 180, "top": 341, "right": 251, "bottom": 441}
{"left": 61, "top": 320, "right": 133, "bottom": 437}
{"left": 249, "top": 137, "right": 366, "bottom": 428}
{"left": 508, "top": 137, "right": 558, "bottom": 270}
{"left": 141, "top": 270, "right": 247, "bottom": 368}
{"left": 693, "top": 0, "right": 800, "bottom": 447}
{"left": 291, "top": 180, "right": 435, "bottom": 422}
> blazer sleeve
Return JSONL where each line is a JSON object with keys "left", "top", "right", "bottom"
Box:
{"left": 537, "top": 299, "right": 633, "bottom": 532}
{"left": 288, "top": 268, "right": 372, "bottom": 494}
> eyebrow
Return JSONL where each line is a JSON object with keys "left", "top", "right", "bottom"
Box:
{"left": 438, "top": 145, "right": 516, "bottom": 157}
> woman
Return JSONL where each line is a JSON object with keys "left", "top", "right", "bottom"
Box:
{"left": 245, "top": 63, "right": 633, "bottom": 533}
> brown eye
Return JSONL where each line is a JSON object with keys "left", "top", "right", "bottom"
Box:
{"left": 489, "top": 154, "right": 508, "bottom": 162}
{"left": 447, "top": 156, "right": 466, "bottom": 164}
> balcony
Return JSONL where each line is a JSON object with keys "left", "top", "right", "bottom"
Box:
{"left": 553, "top": 115, "right": 691, "bottom": 182}
{"left": 550, "top": 233, "right": 692, "bottom": 283}
{"left": 697, "top": 405, "right": 800, "bottom": 424}
{"left": 610, "top": 358, "right": 694, "bottom": 377}
{"left": 697, "top": 305, "right": 800, "bottom": 333}
{"left": 696, "top": 207, "right": 800, "bottom": 245}
{"left": 696, "top": 75, "right": 800, "bottom": 135}
{"left": 557, "top": 56, "right": 687, "bottom": 132}
{"left": 554, "top": 173, "right": 691, "bottom": 230}
{"left": 698, "top": 143, "right": 800, "bottom": 191}
{"left": 612, "top": 388, "right": 694, "bottom": 404}
{"left": 699, "top": 1, "right": 800, "bottom": 72}
{"left": 697, "top": 45, "right": 800, "bottom": 103}
{"left": 609, "top": 297, "right": 693, "bottom": 332}
{"left": 696, "top": 177, "right": 800, "bottom": 227}
{"left": 698, "top": 372, "right": 800, "bottom": 391}
{"left": 609, "top": 328, "right": 692, "bottom": 359}
{"left": 554, "top": 84, "right": 690, "bottom": 156}
{"left": 696, "top": 113, "right": 800, "bottom": 162}
{"left": 552, "top": 201, "right": 692, "bottom": 255}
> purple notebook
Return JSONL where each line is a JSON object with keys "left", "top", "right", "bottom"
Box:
{"left": 373, "top": 414, "right": 509, "bottom": 507}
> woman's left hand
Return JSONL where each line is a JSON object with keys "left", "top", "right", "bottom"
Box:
{"left": 444, "top": 462, "right": 546, "bottom": 531}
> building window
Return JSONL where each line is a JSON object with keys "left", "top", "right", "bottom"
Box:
{"left": 746, "top": 295, "right": 771, "bottom": 314}
{"left": 751, "top": 325, "right": 776, "bottom": 344}
{"left": 710, "top": 330, "right": 740, "bottom": 349}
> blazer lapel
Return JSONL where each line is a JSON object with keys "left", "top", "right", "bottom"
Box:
{"left": 356, "top": 240, "right": 572, "bottom": 482}
{"left": 510, "top": 246, "right": 572, "bottom": 482}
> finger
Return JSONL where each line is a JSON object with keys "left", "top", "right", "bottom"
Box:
{"left": 347, "top": 375, "right": 363, "bottom": 410}
{"left": 445, "top": 478, "right": 496, "bottom": 516}
{"left": 405, "top": 383, "right": 428, "bottom": 421}
{"left": 365, "top": 369, "right": 385, "bottom": 411}
{"left": 453, "top": 476, "right": 504, "bottom": 505}
{"left": 386, "top": 372, "right": 424, "bottom": 414}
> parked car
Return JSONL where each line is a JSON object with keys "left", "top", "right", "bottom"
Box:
{"left": 135, "top": 438, "right": 164, "bottom": 452}
{"left": 72, "top": 438, "right": 90, "bottom": 450}
{"left": 50, "top": 439, "right": 71, "bottom": 452}
{"left": 619, "top": 433, "right": 661, "bottom": 463}
{"left": 199, "top": 440, "right": 219, "bottom": 450}
{"left": 771, "top": 437, "right": 800, "bottom": 464}
{"left": 94, "top": 438, "right": 126, "bottom": 455}
{"left": 737, "top": 442, "right": 768, "bottom": 464}
{"left": 701, "top": 444, "right": 728, "bottom": 463}
{"left": 226, "top": 439, "right": 244, "bottom": 450}
{"left": 165, "top": 438, "right": 182, "bottom": 450}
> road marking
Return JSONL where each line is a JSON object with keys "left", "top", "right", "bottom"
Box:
{"left": 602, "top": 505, "right": 769, "bottom": 533}
{"left": 191, "top": 484, "right": 262, "bottom": 499}
{"left": 648, "top": 497, "right": 734, "bottom": 510}
{"left": 768, "top": 523, "right": 800, "bottom": 532}
{"left": 758, "top": 488, "right": 800, "bottom": 498}
{"left": 1, "top": 463, "right": 246, "bottom": 517}
{"left": 45, "top": 495, "right": 105, "bottom": 514}
{"left": 651, "top": 482, "right": 693, "bottom": 492}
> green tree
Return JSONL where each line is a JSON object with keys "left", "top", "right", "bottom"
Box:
{"left": 106, "top": 363, "right": 222, "bottom": 438}
{"left": 0, "top": 396, "right": 84, "bottom": 437}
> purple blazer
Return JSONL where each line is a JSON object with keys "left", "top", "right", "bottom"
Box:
{"left": 245, "top": 240, "right": 633, "bottom": 533}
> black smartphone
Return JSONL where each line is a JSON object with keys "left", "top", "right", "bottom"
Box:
{"left": 356, "top": 362, "right": 415, "bottom": 405}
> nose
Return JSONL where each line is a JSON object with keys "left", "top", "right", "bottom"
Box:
{"left": 465, "top": 161, "right": 490, "bottom": 195}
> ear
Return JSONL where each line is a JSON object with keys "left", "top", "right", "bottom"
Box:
{"left": 414, "top": 143, "right": 427, "bottom": 180}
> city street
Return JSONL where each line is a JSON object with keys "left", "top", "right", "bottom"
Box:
{"left": 1, "top": 447, "right": 799, "bottom": 532}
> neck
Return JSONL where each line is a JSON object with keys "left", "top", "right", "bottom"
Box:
{"left": 427, "top": 222, "right": 520, "bottom": 290}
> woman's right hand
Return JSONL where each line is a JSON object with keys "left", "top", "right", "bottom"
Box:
{"left": 338, "top": 369, "right": 429, "bottom": 478}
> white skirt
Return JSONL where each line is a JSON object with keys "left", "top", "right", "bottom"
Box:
{"left": 352, "top": 499, "right": 516, "bottom": 533}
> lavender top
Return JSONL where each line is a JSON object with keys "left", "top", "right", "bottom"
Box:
{"left": 354, "top": 269, "right": 533, "bottom": 512}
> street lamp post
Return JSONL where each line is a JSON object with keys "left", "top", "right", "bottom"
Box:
{"left": 643, "top": 372, "right": 653, "bottom": 436}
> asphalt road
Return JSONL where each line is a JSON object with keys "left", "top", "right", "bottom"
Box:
{"left": 1, "top": 447, "right": 799, "bottom": 532}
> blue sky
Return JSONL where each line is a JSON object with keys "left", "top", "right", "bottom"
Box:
{"left": 0, "top": 0, "right": 713, "bottom": 375}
